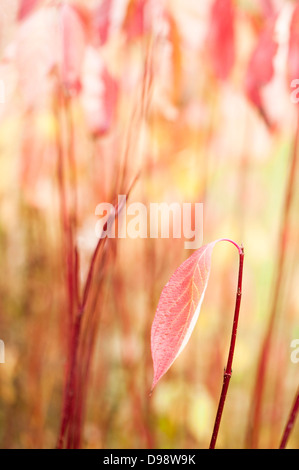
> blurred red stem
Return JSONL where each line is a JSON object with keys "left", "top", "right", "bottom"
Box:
{"left": 55, "top": 88, "right": 80, "bottom": 448}
{"left": 56, "top": 308, "right": 83, "bottom": 449}
{"left": 64, "top": 94, "right": 78, "bottom": 231}
{"left": 279, "top": 386, "right": 299, "bottom": 449}
{"left": 57, "top": 173, "right": 139, "bottom": 448}
{"left": 247, "top": 107, "right": 299, "bottom": 448}
{"left": 54, "top": 88, "right": 76, "bottom": 324}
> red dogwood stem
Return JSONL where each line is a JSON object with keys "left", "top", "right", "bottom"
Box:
{"left": 209, "top": 243, "right": 244, "bottom": 449}
{"left": 279, "top": 386, "right": 299, "bottom": 449}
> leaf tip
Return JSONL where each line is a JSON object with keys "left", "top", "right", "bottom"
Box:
{"left": 150, "top": 375, "right": 159, "bottom": 394}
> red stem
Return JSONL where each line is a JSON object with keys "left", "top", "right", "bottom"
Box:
{"left": 279, "top": 386, "right": 299, "bottom": 449}
{"left": 246, "top": 106, "right": 299, "bottom": 448}
{"left": 209, "top": 243, "right": 244, "bottom": 449}
{"left": 56, "top": 309, "right": 83, "bottom": 449}
{"left": 56, "top": 172, "right": 139, "bottom": 448}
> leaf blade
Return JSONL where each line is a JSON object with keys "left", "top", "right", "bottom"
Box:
{"left": 151, "top": 241, "right": 217, "bottom": 390}
{"left": 207, "top": 0, "right": 235, "bottom": 81}
{"left": 244, "top": 16, "right": 278, "bottom": 128}
{"left": 288, "top": 4, "right": 299, "bottom": 85}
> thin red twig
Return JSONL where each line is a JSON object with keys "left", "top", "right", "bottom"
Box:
{"left": 246, "top": 106, "right": 299, "bottom": 448}
{"left": 209, "top": 243, "right": 244, "bottom": 449}
{"left": 279, "top": 386, "right": 299, "bottom": 449}
{"left": 56, "top": 172, "right": 140, "bottom": 448}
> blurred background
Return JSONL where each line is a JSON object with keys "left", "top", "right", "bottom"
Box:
{"left": 0, "top": 0, "right": 298, "bottom": 449}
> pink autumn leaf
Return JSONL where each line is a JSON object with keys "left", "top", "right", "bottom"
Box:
{"left": 14, "top": 6, "right": 59, "bottom": 109}
{"left": 208, "top": 0, "right": 235, "bottom": 81}
{"left": 123, "top": 0, "right": 150, "bottom": 41}
{"left": 259, "top": 0, "right": 276, "bottom": 20}
{"left": 58, "top": 3, "right": 90, "bottom": 95}
{"left": 81, "top": 46, "right": 118, "bottom": 137}
{"left": 93, "top": 0, "right": 113, "bottom": 46}
{"left": 151, "top": 240, "right": 215, "bottom": 390}
{"left": 244, "top": 17, "right": 278, "bottom": 127}
{"left": 17, "top": 0, "right": 41, "bottom": 21}
{"left": 14, "top": 3, "right": 89, "bottom": 107}
{"left": 288, "top": 4, "right": 299, "bottom": 86}
{"left": 99, "top": 67, "right": 118, "bottom": 135}
{"left": 151, "top": 239, "right": 242, "bottom": 391}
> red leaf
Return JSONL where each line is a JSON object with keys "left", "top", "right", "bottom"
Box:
{"left": 208, "top": 0, "right": 235, "bottom": 81}
{"left": 259, "top": 0, "right": 275, "bottom": 20}
{"left": 100, "top": 66, "right": 118, "bottom": 135}
{"left": 123, "top": 0, "right": 149, "bottom": 41}
{"left": 17, "top": 0, "right": 41, "bottom": 21}
{"left": 244, "top": 18, "right": 278, "bottom": 126}
{"left": 288, "top": 4, "right": 299, "bottom": 85}
{"left": 166, "top": 11, "right": 182, "bottom": 104}
{"left": 93, "top": 0, "right": 113, "bottom": 46}
{"left": 58, "top": 3, "right": 89, "bottom": 95}
{"left": 151, "top": 240, "right": 218, "bottom": 390}
{"left": 151, "top": 239, "right": 242, "bottom": 391}
{"left": 14, "top": 7, "right": 58, "bottom": 108}
{"left": 81, "top": 47, "right": 118, "bottom": 137}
